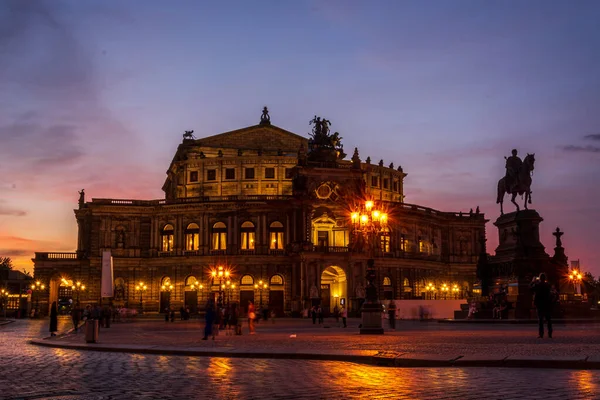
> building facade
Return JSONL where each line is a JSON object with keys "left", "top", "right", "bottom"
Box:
{"left": 33, "top": 109, "right": 486, "bottom": 316}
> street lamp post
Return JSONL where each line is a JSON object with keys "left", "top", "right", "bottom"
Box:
{"left": 71, "top": 281, "right": 86, "bottom": 303}
{"left": 211, "top": 266, "right": 231, "bottom": 306}
{"left": 351, "top": 200, "right": 388, "bottom": 334}
{"left": 190, "top": 281, "right": 204, "bottom": 310}
{"left": 135, "top": 282, "right": 147, "bottom": 314}
{"left": 161, "top": 283, "right": 174, "bottom": 311}
{"left": 452, "top": 284, "right": 460, "bottom": 299}
{"left": 441, "top": 283, "right": 449, "bottom": 299}
{"left": 31, "top": 281, "right": 45, "bottom": 318}
{"left": 254, "top": 280, "right": 268, "bottom": 307}
{"left": 224, "top": 281, "right": 236, "bottom": 305}
{"left": 426, "top": 283, "right": 435, "bottom": 300}
{"left": 569, "top": 270, "right": 583, "bottom": 298}
{"left": 0, "top": 289, "right": 8, "bottom": 320}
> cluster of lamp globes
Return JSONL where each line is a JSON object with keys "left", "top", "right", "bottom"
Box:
{"left": 426, "top": 282, "right": 460, "bottom": 294}
{"left": 351, "top": 200, "right": 388, "bottom": 227}
{"left": 569, "top": 270, "right": 583, "bottom": 282}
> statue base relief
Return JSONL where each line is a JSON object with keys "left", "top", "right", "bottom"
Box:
{"left": 359, "top": 302, "right": 384, "bottom": 334}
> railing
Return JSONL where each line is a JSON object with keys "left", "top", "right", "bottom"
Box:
{"left": 268, "top": 249, "right": 286, "bottom": 256}
{"left": 35, "top": 252, "right": 78, "bottom": 260}
{"left": 158, "top": 251, "right": 175, "bottom": 257}
{"left": 91, "top": 195, "right": 294, "bottom": 206}
{"left": 183, "top": 250, "right": 200, "bottom": 256}
{"left": 239, "top": 250, "right": 255, "bottom": 256}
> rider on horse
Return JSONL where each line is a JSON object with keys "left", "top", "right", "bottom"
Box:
{"left": 504, "top": 149, "right": 523, "bottom": 193}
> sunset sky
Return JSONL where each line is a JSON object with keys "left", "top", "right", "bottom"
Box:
{"left": 1, "top": 0, "right": 599, "bottom": 276}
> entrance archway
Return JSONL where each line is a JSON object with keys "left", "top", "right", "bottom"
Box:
{"left": 320, "top": 266, "right": 347, "bottom": 315}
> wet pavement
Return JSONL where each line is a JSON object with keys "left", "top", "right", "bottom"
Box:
{"left": 1, "top": 318, "right": 600, "bottom": 399}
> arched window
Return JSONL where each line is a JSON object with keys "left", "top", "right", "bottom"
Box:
{"left": 383, "top": 276, "right": 393, "bottom": 300}
{"left": 185, "top": 275, "right": 198, "bottom": 287}
{"left": 403, "top": 278, "right": 412, "bottom": 292}
{"left": 161, "top": 276, "right": 171, "bottom": 286}
{"left": 269, "top": 221, "right": 284, "bottom": 250}
{"left": 185, "top": 223, "right": 200, "bottom": 251}
{"left": 161, "top": 224, "right": 174, "bottom": 252}
{"left": 240, "top": 221, "right": 255, "bottom": 250}
{"left": 380, "top": 227, "right": 390, "bottom": 253}
{"left": 270, "top": 274, "right": 284, "bottom": 285}
{"left": 212, "top": 222, "right": 227, "bottom": 250}
{"left": 241, "top": 275, "right": 254, "bottom": 286}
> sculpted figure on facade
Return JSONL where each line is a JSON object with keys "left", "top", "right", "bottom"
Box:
{"left": 355, "top": 283, "right": 365, "bottom": 299}
{"left": 78, "top": 189, "right": 85, "bottom": 208}
{"left": 310, "top": 284, "right": 319, "bottom": 298}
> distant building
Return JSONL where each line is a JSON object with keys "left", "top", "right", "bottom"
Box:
{"left": 0, "top": 269, "right": 32, "bottom": 318}
{"left": 33, "top": 109, "right": 485, "bottom": 316}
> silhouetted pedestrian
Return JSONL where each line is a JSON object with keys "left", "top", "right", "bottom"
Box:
{"left": 49, "top": 301, "right": 58, "bottom": 337}
{"left": 388, "top": 300, "right": 397, "bottom": 330}
{"left": 530, "top": 273, "right": 556, "bottom": 338}
{"left": 202, "top": 301, "right": 215, "bottom": 340}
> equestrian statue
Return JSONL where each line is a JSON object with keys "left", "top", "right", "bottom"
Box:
{"left": 496, "top": 149, "right": 535, "bottom": 214}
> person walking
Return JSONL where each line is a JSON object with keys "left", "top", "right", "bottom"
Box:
{"left": 311, "top": 306, "right": 317, "bottom": 324}
{"left": 388, "top": 300, "right": 397, "bottom": 331}
{"left": 49, "top": 301, "right": 58, "bottom": 337}
{"left": 164, "top": 307, "right": 170, "bottom": 322}
{"left": 202, "top": 301, "right": 216, "bottom": 340}
{"left": 71, "top": 302, "right": 81, "bottom": 333}
{"left": 530, "top": 273, "right": 555, "bottom": 338}
{"left": 340, "top": 305, "right": 347, "bottom": 328}
{"left": 248, "top": 301, "right": 256, "bottom": 334}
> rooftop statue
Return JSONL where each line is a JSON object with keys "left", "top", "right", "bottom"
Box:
{"left": 496, "top": 149, "right": 535, "bottom": 214}
{"left": 307, "top": 116, "right": 346, "bottom": 162}
{"left": 260, "top": 106, "right": 271, "bottom": 125}
{"left": 183, "top": 130, "right": 195, "bottom": 140}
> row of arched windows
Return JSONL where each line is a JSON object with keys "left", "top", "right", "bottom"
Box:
{"left": 160, "top": 221, "right": 285, "bottom": 252}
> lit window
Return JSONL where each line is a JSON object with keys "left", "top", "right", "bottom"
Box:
{"left": 269, "top": 221, "right": 284, "bottom": 250}
{"left": 161, "top": 224, "right": 174, "bottom": 251}
{"left": 270, "top": 275, "right": 284, "bottom": 285}
{"left": 185, "top": 223, "right": 200, "bottom": 251}
{"left": 212, "top": 222, "right": 227, "bottom": 250}
{"left": 241, "top": 221, "right": 255, "bottom": 250}
{"left": 380, "top": 227, "right": 390, "bottom": 253}
{"left": 241, "top": 275, "right": 254, "bottom": 285}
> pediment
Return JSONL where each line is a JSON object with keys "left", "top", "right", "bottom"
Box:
{"left": 196, "top": 124, "right": 307, "bottom": 152}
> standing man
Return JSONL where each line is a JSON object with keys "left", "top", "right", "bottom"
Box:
{"left": 388, "top": 300, "right": 397, "bottom": 331}
{"left": 530, "top": 273, "right": 555, "bottom": 338}
{"left": 71, "top": 302, "right": 82, "bottom": 333}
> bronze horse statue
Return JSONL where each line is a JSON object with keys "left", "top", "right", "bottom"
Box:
{"left": 497, "top": 153, "right": 535, "bottom": 214}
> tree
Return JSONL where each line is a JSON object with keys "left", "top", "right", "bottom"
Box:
{"left": 0, "top": 257, "right": 13, "bottom": 270}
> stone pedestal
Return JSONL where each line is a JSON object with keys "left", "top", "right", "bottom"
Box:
{"left": 494, "top": 210, "right": 546, "bottom": 261}
{"left": 360, "top": 302, "right": 384, "bottom": 334}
